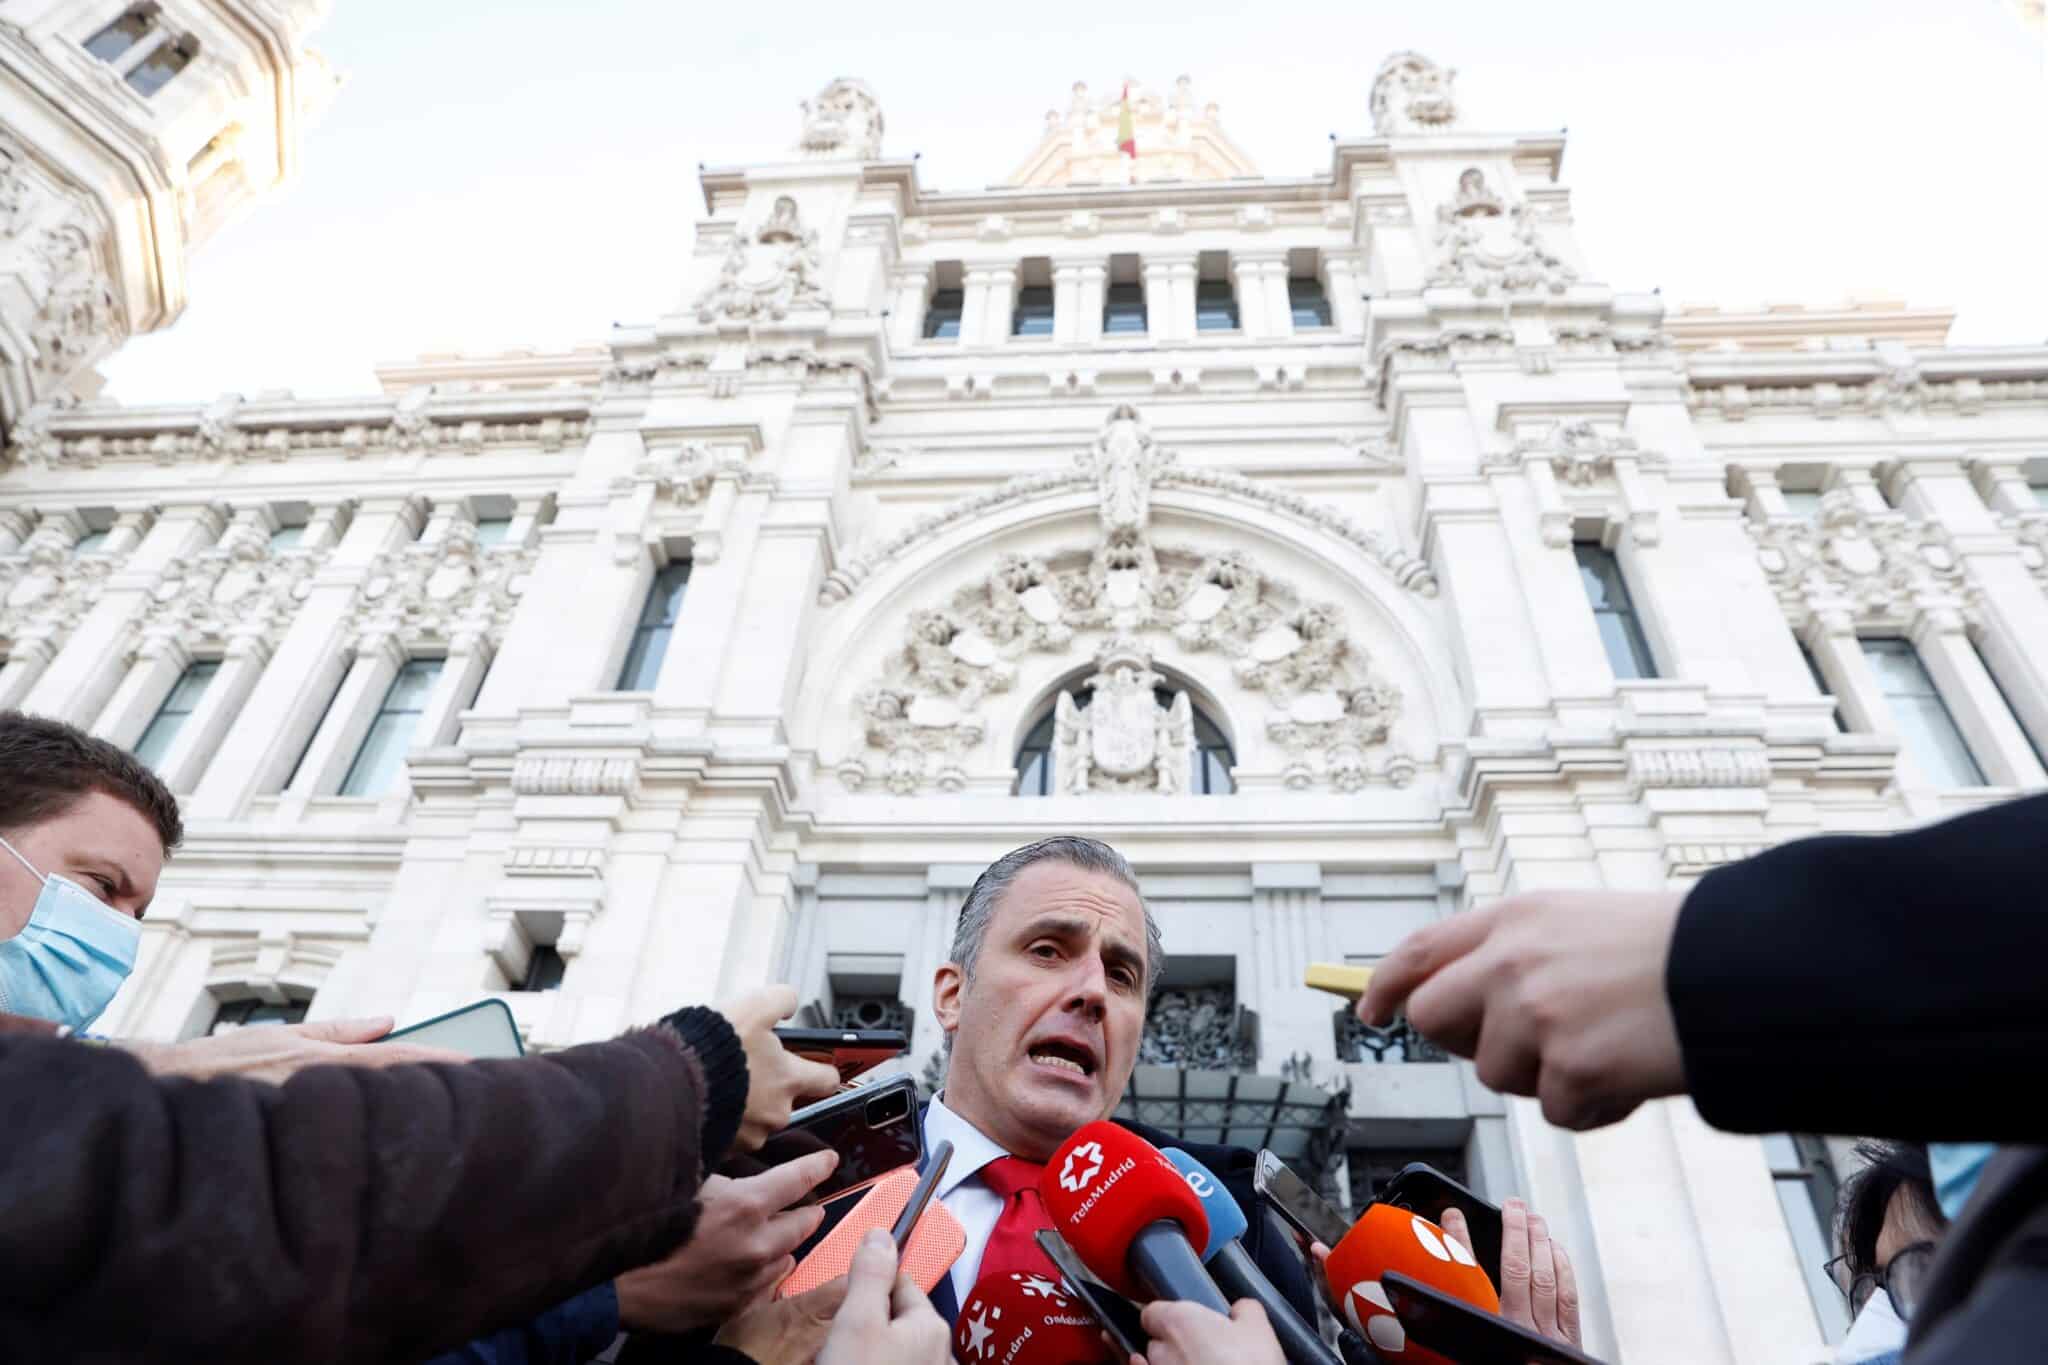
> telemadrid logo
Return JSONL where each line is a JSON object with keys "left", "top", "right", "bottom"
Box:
{"left": 1059, "top": 1141, "right": 1105, "bottom": 1192}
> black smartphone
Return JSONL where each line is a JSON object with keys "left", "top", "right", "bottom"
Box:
{"left": 1253, "top": 1149, "right": 1353, "bottom": 1249}
{"left": 1380, "top": 1271, "right": 1603, "bottom": 1365}
{"left": 891, "top": 1139, "right": 952, "bottom": 1249}
{"left": 774, "top": 1026, "right": 910, "bottom": 1086}
{"left": 1035, "top": 1229, "right": 1149, "bottom": 1359}
{"left": 754, "top": 1074, "right": 923, "bottom": 1205}
{"left": 1377, "top": 1164, "right": 1505, "bottom": 1292}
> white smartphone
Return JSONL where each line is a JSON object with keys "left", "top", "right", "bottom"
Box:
{"left": 382, "top": 999, "right": 524, "bottom": 1059}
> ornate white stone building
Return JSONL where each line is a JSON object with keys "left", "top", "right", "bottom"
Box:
{"left": 7, "top": 37, "right": 2048, "bottom": 1363}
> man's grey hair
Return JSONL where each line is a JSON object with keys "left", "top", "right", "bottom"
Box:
{"left": 949, "top": 835, "right": 1164, "bottom": 997}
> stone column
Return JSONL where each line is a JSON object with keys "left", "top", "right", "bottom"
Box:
{"left": 91, "top": 632, "right": 194, "bottom": 749}
{"left": 1140, "top": 256, "right": 1185, "bottom": 342}
{"left": 1051, "top": 256, "right": 1097, "bottom": 345}
{"left": 888, "top": 263, "right": 933, "bottom": 348}
{"left": 155, "top": 631, "right": 272, "bottom": 794}
{"left": 283, "top": 630, "right": 407, "bottom": 801}
{"left": 906, "top": 865, "right": 978, "bottom": 1074}
{"left": 1322, "top": 252, "right": 1365, "bottom": 334}
{"left": 0, "top": 508, "right": 33, "bottom": 554}
{"left": 103, "top": 506, "right": 159, "bottom": 557}
{"left": 0, "top": 637, "right": 58, "bottom": 711}
{"left": 1259, "top": 258, "right": 1296, "bottom": 340}
{"left": 1910, "top": 606, "right": 2046, "bottom": 787}
{"left": 1246, "top": 863, "right": 1333, "bottom": 1071}
{"left": 412, "top": 629, "right": 493, "bottom": 749}
{"left": 1228, "top": 252, "right": 1281, "bottom": 340}
{"left": 978, "top": 264, "right": 1018, "bottom": 345}
{"left": 1804, "top": 609, "right": 1893, "bottom": 737}
{"left": 1073, "top": 260, "right": 1107, "bottom": 344}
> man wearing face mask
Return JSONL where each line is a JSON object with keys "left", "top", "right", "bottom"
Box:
{"left": 0, "top": 711, "right": 450, "bottom": 1077}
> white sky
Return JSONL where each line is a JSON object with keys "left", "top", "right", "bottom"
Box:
{"left": 99, "top": 0, "right": 2048, "bottom": 404}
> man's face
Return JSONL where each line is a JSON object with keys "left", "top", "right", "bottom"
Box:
{"left": 934, "top": 860, "right": 1149, "bottom": 1162}
{"left": 0, "top": 791, "right": 165, "bottom": 939}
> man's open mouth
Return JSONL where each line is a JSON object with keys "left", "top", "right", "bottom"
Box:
{"left": 1026, "top": 1037, "right": 1098, "bottom": 1077}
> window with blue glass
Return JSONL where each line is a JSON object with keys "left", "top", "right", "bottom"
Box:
{"left": 1195, "top": 280, "right": 1239, "bottom": 332}
{"left": 133, "top": 661, "right": 220, "bottom": 771}
{"left": 338, "top": 659, "right": 442, "bottom": 797}
{"left": 1102, "top": 283, "right": 1148, "bottom": 336}
{"left": 72, "top": 529, "right": 111, "bottom": 555}
{"left": 474, "top": 517, "right": 513, "bottom": 546}
{"left": 1015, "top": 685, "right": 1234, "bottom": 796}
{"left": 1288, "top": 276, "right": 1333, "bottom": 329}
{"left": 923, "top": 290, "right": 964, "bottom": 340}
{"left": 1012, "top": 286, "right": 1055, "bottom": 337}
{"left": 83, "top": 8, "right": 152, "bottom": 62}
{"left": 125, "top": 35, "right": 194, "bottom": 96}
{"left": 616, "top": 561, "right": 692, "bottom": 691}
{"left": 269, "top": 523, "right": 307, "bottom": 549}
{"left": 1861, "top": 639, "right": 1985, "bottom": 787}
{"left": 1573, "top": 544, "right": 1658, "bottom": 680}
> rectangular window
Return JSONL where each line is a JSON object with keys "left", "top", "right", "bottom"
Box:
{"left": 1779, "top": 490, "right": 1824, "bottom": 517}
{"left": 1977, "top": 642, "right": 2047, "bottom": 770}
{"left": 1765, "top": 1134, "right": 1850, "bottom": 1343}
{"left": 1801, "top": 646, "right": 1844, "bottom": 732}
{"left": 133, "top": 661, "right": 220, "bottom": 771}
{"left": 72, "top": 529, "right": 111, "bottom": 555}
{"left": 124, "top": 38, "right": 193, "bottom": 97}
{"left": 474, "top": 517, "right": 513, "bottom": 547}
{"left": 1102, "top": 283, "right": 1147, "bottom": 335}
{"left": 519, "top": 946, "right": 567, "bottom": 992}
{"left": 1194, "top": 280, "right": 1239, "bottom": 332}
{"left": 269, "top": 523, "right": 306, "bottom": 549}
{"left": 2033, "top": 484, "right": 2048, "bottom": 511}
{"left": 1288, "top": 276, "right": 1333, "bottom": 329}
{"left": 1573, "top": 545, "right": 1658, "bottom": 680}
{"left": 1861, "top": 639, "right": 1986, "bottom": 787}
{"left": 616, "top": 562, "right": 693, "bottom": 691}
{"left": 1012, "top": 286, "right": 1055, "bottom": 337}
{"left": 923, "top": 289, "right": 964, "bottom": 340}
{"left": 84, "top": 10, "right": 152, "bottom": 62}
{"left": 338, "top": 659, "right": 442, "bottom": 797}
{"left": 209, "top": 995, "right": 310, "bottom": 1035}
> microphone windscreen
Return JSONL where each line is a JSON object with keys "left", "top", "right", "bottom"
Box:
{"left": 1160, "top": 1148, "right": 1247, "bottom": 1260}
{"left": 1323, "top": 1204, "right": 1499, "bottom": 1363}
{"left": 954, "top": 1269, "right": 1115, "bottom": 1365}
{"left": 1036, "top": 1121, "right": 1210, "bottom": 1299}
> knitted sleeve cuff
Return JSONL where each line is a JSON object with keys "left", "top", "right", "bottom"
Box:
{"left": 661, "top": 1005, "right": 748, "bottom": 1165}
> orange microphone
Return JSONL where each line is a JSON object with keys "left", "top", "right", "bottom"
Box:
{"left": 1321, "top": 1204, "right": 1498, "bottom": 1364}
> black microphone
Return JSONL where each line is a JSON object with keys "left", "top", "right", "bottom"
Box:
{"left": 1037, "top": 1121, "right": 1231, "bottom": 1313}
{"left": 1163, "top": 1148, "right": 1345, "bottom": 1365}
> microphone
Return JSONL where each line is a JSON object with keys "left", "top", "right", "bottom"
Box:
{"left": 953, "top": 1269, "right": 1115, "bottom": 1365}
{"left": 1160, "top": 1148, "right": 1344, "bottom": 1365}
{"left": 1036, "top": 1121, "right": 1228, "bottom": 1312}
{"left": 1322, "top": 1204, "right": 1498, "bottom": 1363}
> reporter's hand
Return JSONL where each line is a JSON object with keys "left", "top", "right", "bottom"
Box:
{"left": 1443, "top": 1199, "right": 1580, "bottom": 1348}
{"left": 713, "top": 1276, "right": 849, "bottom": 1365}
{"left": 817, "top": 1231, "right": 949, "bottom": 1365}
{"left": 1360, "top": 891, "right": 1687, "bottom": 1130}
{"left": 616, "top": 1149, "right": 840, "bottom": 1334}
{"left": 1140, "top": 1300, "right": 1281, "bottom": 1365}
{"left": 130, "top": 1016, "right": 464, "bottom": 1084}
{"left": 722, "top": 984, "right": 842, "bottom": 1151}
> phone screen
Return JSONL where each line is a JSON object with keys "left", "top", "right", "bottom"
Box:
{"left": 892, "top": 1140, "right": 952, "bottom": 1249}
{"left": 755, "top": 1075, "right": 923, "bottom": 1205}
{"left": 1380, "top": 1271, "right": 1603, "bottom": 1365}
{"left": 1378, "top": 1165, "right": 1505, "bottom": 1292}
{"left": 382, "top": 1000, "right": 524, "bottom": 1059}
{"left": 1254, "top": 1149, "right": 1352, "bottom": 1249}
{"left": 774, "top": 1027, "right": 910, "bottom": 1085}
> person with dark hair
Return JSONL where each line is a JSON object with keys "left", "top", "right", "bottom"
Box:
{"left": 1827, "top": 1142, "right": 1948, "bottom": 1364}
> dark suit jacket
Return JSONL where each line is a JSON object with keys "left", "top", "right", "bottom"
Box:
{"left": 925, "top": 1109, "right": 1322, "bottom": 1332}
{"left": 1906, "top": 1146, "right": 2048, "bottom": 1361}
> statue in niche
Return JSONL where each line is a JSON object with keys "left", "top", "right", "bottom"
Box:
{"left": 694, "top": 194, "right": 829, "bottom": 323}
{"left": 1050, "top": 636, "right": 1193, "bottom": 794}
{"left": 799, "top": 78, "right": 885, "bottom": 160}
{"left": 1370, "top": 52, "right": 1460, "bottom": 136}
{"left": 1083, "top": 403, "right": 1170, "bottom": 538}
{"left": 1451, "top": 168, "right": 1504, "bottom": 218}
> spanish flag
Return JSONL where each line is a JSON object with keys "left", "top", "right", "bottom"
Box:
{"left": 1117, "top": 83, "right": 1137, "bottom": 159}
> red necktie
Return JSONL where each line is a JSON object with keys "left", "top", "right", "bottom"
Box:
{"left": 976, "top": 1156, "right": 1059, "bottom": 1282}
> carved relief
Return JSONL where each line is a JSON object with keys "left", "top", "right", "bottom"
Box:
{"left": 0, "top": 519, "right": 112, "bottom": 652}
{"left": 143, "top": 518, "right": 318, "bottom": 649}
{"left": 694, "top": 196, "right": 830, "bottom": 324}
{"left": 1750, "top": 489, "right": 1969, "bottom": 626}
{"left": 349, "top": 520, "right": 536, "bottom": 648}
{"left": 0, "top": 144, "right": 29, "bottom": 236}
{"left": 799, "top": 79, "right": 884, "bottom": 160}
{"left": 1428, "top": 202, "right": 1575, "bottom": 296}
{"left": 1450, "top": 168, "right": 1504, "bottom": 218}
{"left": 1628, "top": 746, "right": 1771, "bottom": 790}
{"left": 1050, "top": 637, "right": 1193, "bottom": 795}
{"left": 1369, "top": 52, "right": 1460, "bottom": 136}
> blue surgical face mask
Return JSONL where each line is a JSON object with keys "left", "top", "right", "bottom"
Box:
{"left": 0, "top": 834, "right": 139, "bottom": 1030}
{"left": 1833, "top": 1292, "right": 1907, "bottom": 1363}
{"left": 1928, "top": 1142, "right": 1998, "bottom": 1222}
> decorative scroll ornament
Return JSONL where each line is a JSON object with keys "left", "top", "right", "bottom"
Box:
{"left": 349, "top": 521, "right": 536, "bottom": 647}
{"left": 799, "top": 78, "right": 884, "bottom": 160}
{"left": 694, "top": 196, "right": 829, "bottom": 324}
{"left": 1369, "top": 52, "right": 1460, "bottom": 136}
{"left": 2004, "top": 512, "right": 2048, "bottom": 585}
{"left": 845, "top": 406, "right": 1410, "bottom": 793}
{"left": 1750, "top": 489, "right": 1969, "bottom": 625}
{"left": 144, "top": 520, "right": 318, "bottom": 648}
{"left": 0, "top": 521, "right": 111, "bottom": 648}
{"left": 1050, "top": 636, "right": 1193, "bottom": 795}
{"left": 1428, "top": 199, "right": 1575, "bottom": 296}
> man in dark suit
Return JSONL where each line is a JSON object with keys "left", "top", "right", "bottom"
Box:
{"left": 919, "top": 836, "right": 1318, "bottom": 1328}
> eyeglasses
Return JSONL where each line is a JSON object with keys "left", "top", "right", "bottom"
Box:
{"left": 1826, "top": 1241, "right": 1937, "bottom": 1322}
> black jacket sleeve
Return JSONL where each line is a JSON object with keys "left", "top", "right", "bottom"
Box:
{"left": 0, "top": 1027, "right": 723, "bottom": 1365}
{"left": 1667, "top": 792, "right": 2048, "bottom": 1139}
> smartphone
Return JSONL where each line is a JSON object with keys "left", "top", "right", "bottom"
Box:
{"left": 1035, "top": 1229, "right": 1149, "bottom": 1360}
{"left": 774, "top": 1026, "right": 909, "bottom": 1086}
{"left": 1377, "top": 1164, "right": 1505, "bottom": 1293}
{"left": 754, "top": 1074, "right": 923, "bottom": 1205}
{"left": 780, "top": 1162, "right": 966, "bottom": 1299}
{"left": 890, "top": 1139, "right": 953, "bottom": 1247}
{"left": 381, "top": 999, "right": 524, "bottom": 1059}
{"left": 1253, "top": 1149, "right": 1353, "bottom": 1249}
{"left": 1380, "top": 1271, "right": 1603, "bottom": 1365}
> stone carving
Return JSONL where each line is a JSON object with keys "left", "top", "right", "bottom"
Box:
{"left": 195, "top": 393, "right": 248, "bottom": 459}
{"left": 1050, "top": 637, "right": 1193, "bottom": 794}
{"left": 1450, "top": 167, "right": 1503, "bottom": 218}
{"left": 842, "top": 406, "right": 1412, "bottom": 793}
{"left": 0, "top": 144, "right": 29, "bottom": 235}
{"left": 633, "top": 442, "right": 721, "bottom": 504}
{"left": 853, "top": 443, "right": 906, "bottom": 477}
{"left": 143, "top": 518, "right": 318, "bottom": 649}
{"left": 1428, "top": 201, "right": 1575, "bottom": 296}
{"left": 1137, "top": 985, "right": 1254, "bottom": 1071}
{"left": 799, "top": 78, "right": 884, "bottom": 160}
{"left": 349, "top": 520, "right": 536, "bottom": 647}
{"left": 1628, "top": 746, "right": 1771, "bottom": 790}
{"left": 695, "top": 196, "right": 829, "bottom": 324}
{"left": 30, "top": 275, "right": 118, "bottom": 379}
{"left": 1369, "top": 52, "right": 1459, "bottom": 136}
{"left": 1496, "top": 419, "right": 1658, "bottom": 487}
{"left": 511, "top": 754, "right": 641, "bottom": 797}
{"left": 4, "top": 398, "right": 70, "bottom": 467}
{"left": 2004, "top": 513, "right": 2048, "bottom": 585}
{"left": 1750, "top": 489, "right": 1969, "bottom": 625}
{"left": 0, "top": 519, "right": 113, "bottom": 651}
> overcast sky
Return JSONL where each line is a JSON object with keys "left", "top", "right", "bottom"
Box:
{"left": 98, "top": 0, "right": 2046, "bottom": 404}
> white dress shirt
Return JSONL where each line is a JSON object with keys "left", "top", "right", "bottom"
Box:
{"left": 924, "top": 1093, "right": 1022, "bottom": 1306}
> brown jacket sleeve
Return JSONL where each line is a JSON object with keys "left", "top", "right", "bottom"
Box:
{"left": 1, "top": 1026, "right": 724, "bottom": 1364}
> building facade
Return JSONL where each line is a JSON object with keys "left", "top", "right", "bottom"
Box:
{"left": 6, "top": 48, "right": 2048, "bottom": 1365}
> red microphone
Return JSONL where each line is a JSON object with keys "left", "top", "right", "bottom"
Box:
{"left": 1035, "top": 1121, "right": 1226, "bottom": 1311}
{"left": 1321, "top": 1204, "right": 1499, "bottom": 1363}
{"left": 953, "top": 1269, "right": 1116, "bottom": 1365}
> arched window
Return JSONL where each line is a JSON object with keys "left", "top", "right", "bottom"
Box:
{"left": 1014, "top": 684, "right": 1235, "bottom": 796}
